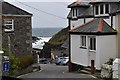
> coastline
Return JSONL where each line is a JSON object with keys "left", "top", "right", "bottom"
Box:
{"left": 32, "top": 37, "right": 51, "bottom": 49}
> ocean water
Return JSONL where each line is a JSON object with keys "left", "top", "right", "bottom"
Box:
{"left": 32, "top": 28, "right": 63, "bottom": 49}
{"left": 32, "top": 28, "right": 62, "bottom": 37}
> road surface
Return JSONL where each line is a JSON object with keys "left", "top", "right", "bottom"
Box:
{"left": 19, "top": 64, "right": 97, "bottom": 80}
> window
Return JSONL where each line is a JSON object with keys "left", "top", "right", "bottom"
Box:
{"left": 89, "top": 37, "right": 96, "bottom": 50}
{"left": 105, "top": 4, "right": 109, "bottom": 14}
{"left": 95, "top": 4, "right": 110, "bottom": 16}
{"left": 81, "top": 36, "right": 86, "bottom": 47}
{"left": 72, "top": 8, "right": 75, "bottom": 17}
{"left": 76, "top": 8, "right": 78, "bottom": 16}
{"left": 100, "top": 4, "right": 104, "bottom": 14}
{"left": 95, "top": 5, "right": 99, "bottom": 15}
{"left": 4, "top": 19, "right": 14, "bottom": 32}
{"left": 72, "top": 8, "right": 78, "bottom": 17}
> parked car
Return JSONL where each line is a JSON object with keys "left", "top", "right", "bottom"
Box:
{"left": 61, "top": 57, "right": 69, "bottom": 65}
{"left": 39, "top": 58, "right": 49, "bottom": 64}
{"left": 55, "top": 57, "right": 64, "bottom": 65}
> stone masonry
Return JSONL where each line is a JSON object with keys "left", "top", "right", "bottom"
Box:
{"left": 2, "top": 16, "right": 32, "bottom": 56}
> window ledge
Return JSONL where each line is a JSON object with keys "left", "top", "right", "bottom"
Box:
{"left": 89, "top": 50, "right": 96, "bottom": 52}
{"left": 80, "top": 47, "right": 87, "bottom": 49}
{"left": 5, "top": 30, "right": 14, "bottom": 33}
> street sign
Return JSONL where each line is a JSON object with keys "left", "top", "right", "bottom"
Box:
{"left": 3, "top": 61, "right": 10, "bottom": 71}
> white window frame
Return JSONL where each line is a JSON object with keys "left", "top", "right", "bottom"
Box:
{"left": 4, "top": 19, "right": 14, "bottom": 32}
{"left": 81, "top": 36, "right": 86, "bottom": 48}
{"left": 89, "top": 37, "right": 96, "bottom": 51}
{"left": 72, "top": 8, "right": 77, "bottom": 18}
{"left": 94, "top": 4, "right": 110, "bottom": 16}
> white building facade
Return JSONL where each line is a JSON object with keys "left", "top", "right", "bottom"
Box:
{"left": 67, "top": 1, "right": 120, "bottom": 71}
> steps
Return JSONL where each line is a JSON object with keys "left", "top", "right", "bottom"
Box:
{"left": 77, "top": 67, "right": 93, "bottom": 74}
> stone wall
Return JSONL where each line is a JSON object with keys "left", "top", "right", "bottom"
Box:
{"left": 101, "top": 64, "right": 113, "bottom": 79}
{"left": 0, "top": 1, "right": 2, "bottom": 50}
{"left": 113, "top": 58, "right": 120, "bottom": 79}
{"left": 2, "top": 16, "right": 32, "bottom": 56}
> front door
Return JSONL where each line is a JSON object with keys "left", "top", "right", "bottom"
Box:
{"left": 88, "top": 36, "right": 96, "bottom": 67}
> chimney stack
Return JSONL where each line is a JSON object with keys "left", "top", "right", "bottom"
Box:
{"left": 76, "top": 0, "right": 80, "bottom": 4}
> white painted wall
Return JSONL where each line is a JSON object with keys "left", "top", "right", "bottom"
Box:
{"left": 86, "top": 18, "right": 94, "bottom": 23}
{"left": 103, "top": 16, "right": 111, "bottom": 26}
{"left": 70, "top": 35, "right": 88, "bottom": 66}
{"left": 113, "top": 16, "right": 116, "bottom": 30}
{"left": 97, "top": 35, "right": 116, "bottom": 69}
{"left": 70, "top": 34, "right": 116, "bottom": 70}
{"left": 103, "top": 16, "right": 115, "bottom": 29}
{"left": 70, "top": 19, "right": 84, "bottom": 30}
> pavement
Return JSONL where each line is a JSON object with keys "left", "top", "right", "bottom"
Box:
{"left": 17, "top": 64, "right": 98, "bottom": 80}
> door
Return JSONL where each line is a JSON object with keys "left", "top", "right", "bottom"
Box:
{"left": 88, "top": 36, "right": 96, "bottom": 67}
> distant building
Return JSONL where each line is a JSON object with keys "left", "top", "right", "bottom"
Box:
{"left": 67, "top": 1, "right": 120, "bottom": 71}
{"left": 2, "top": 2, "right": 32, "bottom": 56}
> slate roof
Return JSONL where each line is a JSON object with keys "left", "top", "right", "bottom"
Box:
{"left": 61, "top": 38, "right": 69, "bottom": 49}
{"left": 78, "top": 6, "right": 93, "bottom": 18}
{"left": 90, "top": 1, "right": 119, "bottom": 4}
{"left": 2, "top": 2, "right": 32, "bottom": 15}
{"left": 68, "top": 2, "right": 90, "bottom": 8}
{"left": 69, "top": 18, "right": 117, "bottom": 35}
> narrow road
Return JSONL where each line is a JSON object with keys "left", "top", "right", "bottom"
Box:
{"left": 19, "top": 64, "right": 96, "bottom": 79}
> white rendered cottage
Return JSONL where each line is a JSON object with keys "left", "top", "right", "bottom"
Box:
{"left": 67, "top": 1, "right": 120, "bottom": 71}
{"left": 69, "top": 18, "right": 117, "bottom": 70}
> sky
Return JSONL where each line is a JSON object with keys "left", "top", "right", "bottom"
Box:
{"left": 4, "top": 0, "right": 115, "bottom": 28}
{"left": 4, "top": 0, "right": 90, "bottom": 28}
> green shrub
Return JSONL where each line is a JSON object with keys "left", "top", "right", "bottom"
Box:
{"left": 9, "top": 54, "right": 21, "bottom": 76}
{"left": 2, "top": 49, "right": 34, "bottom": 76}
{"left": 18, "top": 55, "right": 34, "bottom": 69}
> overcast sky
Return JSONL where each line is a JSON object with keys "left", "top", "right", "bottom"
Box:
{"left": 4, "top": 0, "right": 116, "bottom": 28}
{"left": 4, "top": 0, "right": 87, "bottom": 28}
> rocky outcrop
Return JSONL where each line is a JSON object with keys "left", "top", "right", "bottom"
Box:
{"left": 32, "top": 36, "right": 40, "bottom": 43}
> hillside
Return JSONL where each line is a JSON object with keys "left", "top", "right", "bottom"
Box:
{"left": 47, "top": 26, "right": 69, "bottom": 47}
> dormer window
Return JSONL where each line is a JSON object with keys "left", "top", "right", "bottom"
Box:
{"left": 100, "top": 4, "right": 104, "bottom": 14}
{"left": 72, "top": 8, "right": 78, "bottom": 18}
{"left": 105, "top": 4, "right": 109, "bottom": 14}
{"left": 4, "top": 19, "right": 14, "bottom": 32}
{"left": 95, "top": 5, "right": 99, "bottom": 15}
{"left": 95, "top": 4, "right": 110, "bottom": 16}
{"left": 72, "top": 8, "right": 75, "bottom": 17}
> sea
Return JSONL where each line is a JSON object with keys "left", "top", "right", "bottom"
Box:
{"left": 32, "top": 28, "right": 62, "bottom": 49}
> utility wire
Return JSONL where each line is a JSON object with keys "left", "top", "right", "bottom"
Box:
{"left": 14, "top": 0, "right": 67, "bottom": 20}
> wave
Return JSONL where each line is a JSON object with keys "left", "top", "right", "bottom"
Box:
{"left": 32, "top": 37, "right": 51, "bottom": 49}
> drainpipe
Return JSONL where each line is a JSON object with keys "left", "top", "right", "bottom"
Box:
{"left": 68, "top": 19, "right": 72, "bottom": 72}
{"left": 115, "top": 13, "right": 120, "bottom": 58}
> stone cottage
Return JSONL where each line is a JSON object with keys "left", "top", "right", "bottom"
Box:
{"left": 2, "top": 2, "right": 32, "bottom": 56}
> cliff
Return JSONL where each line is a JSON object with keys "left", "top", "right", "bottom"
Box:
{"left": 42, "top": 27, "right": 68, "bottom": 49}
